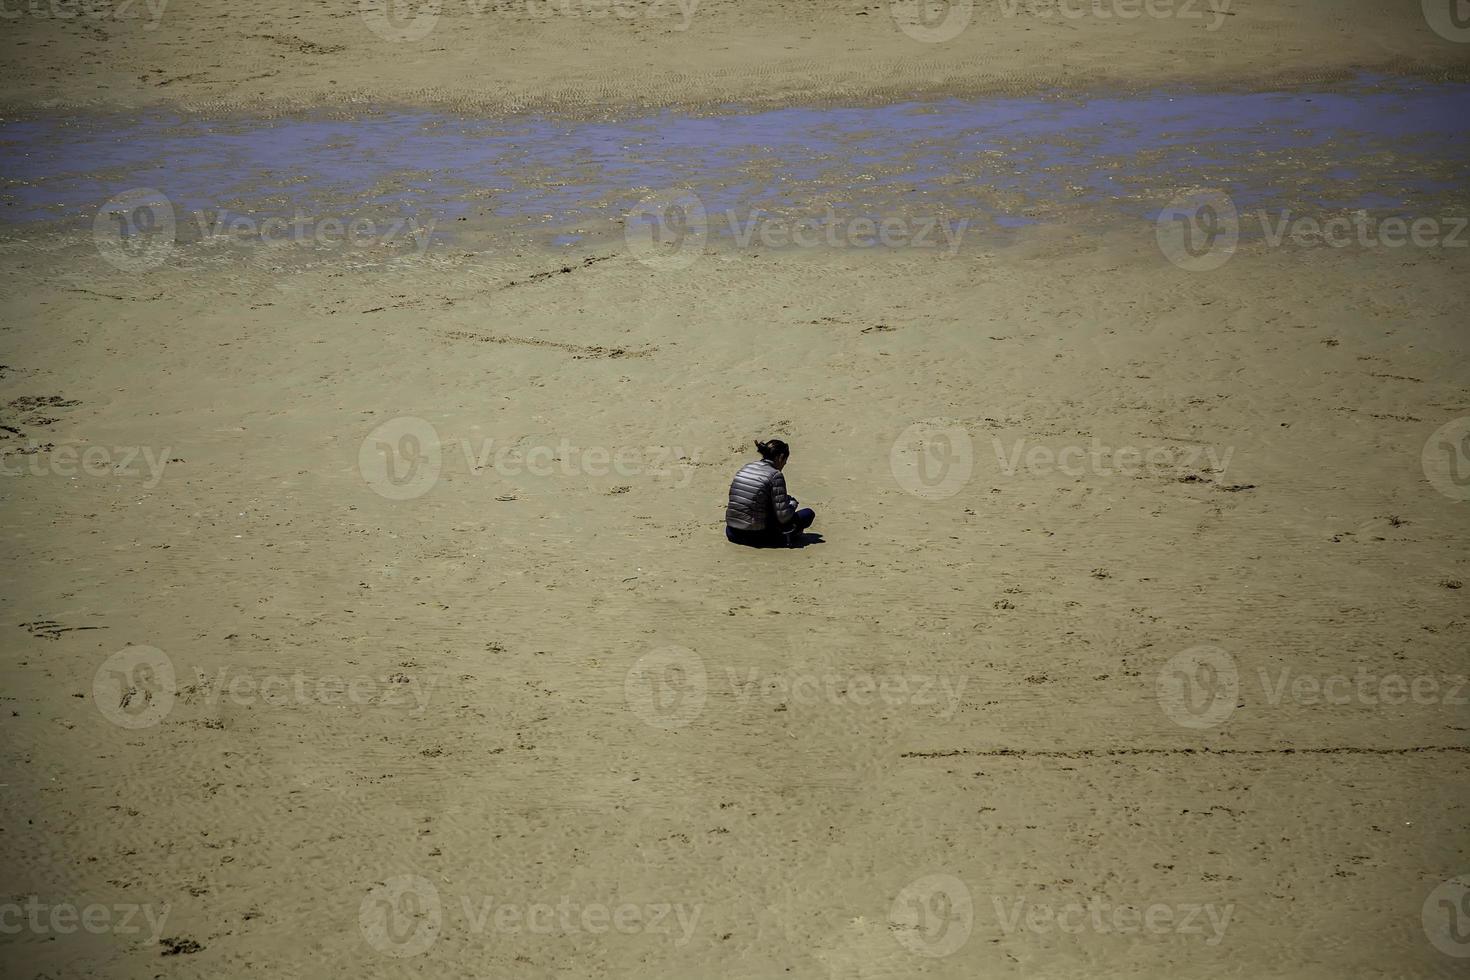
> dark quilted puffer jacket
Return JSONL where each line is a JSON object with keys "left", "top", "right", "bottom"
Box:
{"left": 726, "top": 459, "right": 796, "bottom": 531}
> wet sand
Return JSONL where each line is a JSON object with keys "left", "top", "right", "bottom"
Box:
{"left": 3, "top": 225, "right": 1469, "bottom": 975}
{"left": 2, "top": 0, "right": 1469, "bottom": 114}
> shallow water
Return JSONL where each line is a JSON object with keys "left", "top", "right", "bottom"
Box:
{"left": 2, "top": 74, "right": 1467, "bottom": 244}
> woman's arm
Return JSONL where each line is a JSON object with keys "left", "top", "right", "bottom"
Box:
{"left": 769, "top": 470, "right": 797, "bottom": 526}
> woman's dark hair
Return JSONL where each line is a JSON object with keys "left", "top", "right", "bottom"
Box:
{"left": 755, "top": 439, "right": 790, "bottom": 461}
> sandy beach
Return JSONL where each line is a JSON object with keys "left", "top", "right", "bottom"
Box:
{"left": 1, "top": 2, "right": 1469, "bottom": 977}
{"left": 2, "top": 0, "right": 1470, "bottom": 113}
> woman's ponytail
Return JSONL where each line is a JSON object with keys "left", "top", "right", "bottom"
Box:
{"left": 756, "top": 439, "right": 790, "bottom": 461}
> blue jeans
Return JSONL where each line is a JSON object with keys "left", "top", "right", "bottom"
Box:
{"left": 725, "top": 508, "right": 815, "bottom": 547}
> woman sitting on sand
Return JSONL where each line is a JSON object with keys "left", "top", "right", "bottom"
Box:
{"left": 725, "top": 439, "right": 816, "bottom": 548}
